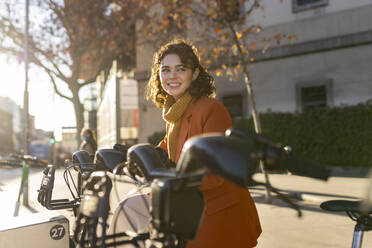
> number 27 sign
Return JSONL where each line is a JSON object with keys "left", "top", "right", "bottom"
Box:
{"left": 50, "top": 224, "right": 66, "bottom": 240}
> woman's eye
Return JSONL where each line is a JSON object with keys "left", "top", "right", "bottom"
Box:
{"left": 161, "top": 68, "right": 170, "bottom": 73}
{"left": 177, "top": 67, "right": 186, "bottom": 72}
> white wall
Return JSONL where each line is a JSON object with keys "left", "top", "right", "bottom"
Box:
{"left": 245, "top": 1, "right": 372, "bottom": 49}
{"left": 215, "top": 43, "right": 372, "bottom": 114}
{"left": 97, "top": 76, "right": 117, "bottom": 149}
{"left": 249, "top": 0, "right": 372, "bottom": 27}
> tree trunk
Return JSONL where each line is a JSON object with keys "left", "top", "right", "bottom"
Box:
{"left": 71, "top": 88, "right": 84, "bottom": 147}
{"left": 227, "top": 23, "right": 272, "bottom": 203}
{"left": 241, "top": 64, "right": 272, "bottom": 203}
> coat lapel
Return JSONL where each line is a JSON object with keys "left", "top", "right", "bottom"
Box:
{"left": 175, "top": 103, "right": 195, "bottom": 162}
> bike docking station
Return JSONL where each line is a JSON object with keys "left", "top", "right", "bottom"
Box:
{"left": 0, "top": 128, "right": 338, "bottom": 248}
{"left": 0, "top": 212, "right": 70, "bottom": 248}
{"left": 0, "top": 161, "right": 70, "bottom": 248}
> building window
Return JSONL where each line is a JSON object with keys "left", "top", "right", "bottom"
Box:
{"left": 222, "top": 94, "right": 243, "bottom": 118}
{"left": 301, "top": 86, "right": 327, "bottom": 111}
{"left": 296, "top": 80, "right": 333, "bottom": 112}
{"left": 292, "top": 0, "right": 328, "bottom": 13}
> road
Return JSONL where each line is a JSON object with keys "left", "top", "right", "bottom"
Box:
{"left": 1, "top": 166, "right": 371, "bottom": 247}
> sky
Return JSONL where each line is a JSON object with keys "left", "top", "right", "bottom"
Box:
{"left": 0, "top": 54, "right": 76, "bottom": 133}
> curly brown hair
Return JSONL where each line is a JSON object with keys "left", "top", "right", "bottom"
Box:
{"left": 146, "top": 39, "right": 215, "bottom": 108}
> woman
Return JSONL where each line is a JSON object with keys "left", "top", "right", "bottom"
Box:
{"left": 79, "top": 128, "right": 97, "bottom": 156}
{"left": 146, "top": 39, "right": 262, "bottom": 248}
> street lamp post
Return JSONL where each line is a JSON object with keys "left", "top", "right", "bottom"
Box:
{"left": 14, "top": 0, "right": 30, "bottom": 216}
{"left": 22, "top": 0, "right": 30, "bottom": 207}
{"left": 24, "top": 0, "right": 30, "bottom": 155}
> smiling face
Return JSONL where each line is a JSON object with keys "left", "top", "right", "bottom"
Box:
{"left": 159, "top": 54, "right": 199, "bottom": 100}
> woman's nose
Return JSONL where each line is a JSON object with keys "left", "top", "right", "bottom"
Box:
{"left": 169, "top": 69, "right": 177, "bottom": 78}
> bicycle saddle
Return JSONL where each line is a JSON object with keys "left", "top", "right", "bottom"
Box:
{"left": 177, "top": 134, "right": 258, "bottom": 187}
{"left": 94, "top": 149, "right": 126, "bottom": 172}
{"left": 73, "top": 151, "right": 95, "bottom": 175}
{"left": 320, "top": 200, "right": 372, "bottom": 215}
{"left": 127, "top": 144, "right": 176, "bottom": 181}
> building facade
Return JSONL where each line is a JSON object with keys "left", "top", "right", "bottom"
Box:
{"left": 0, "top": 96, "right": 23, "bottom": 152}
{"left": 96, "top": 62, "right": 139, "bottom": 149}
{"left": 133, "top": 0, "right": 372, "bottom": 142}
{"left": 216, "top": 0, "right": 372, "bottom": 116}
{"left": 0, "top": 108, "right": 14, "bottom": 154}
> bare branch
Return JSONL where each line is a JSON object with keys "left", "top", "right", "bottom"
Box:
{"left": 46, "top": 71, "right": 73, "bottom": 101}
{"left": 243, "top": 0, "right": 260, "bottom": 18}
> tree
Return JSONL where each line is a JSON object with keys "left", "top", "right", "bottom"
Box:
{"left": 0, "top": 0, "right": 140, "bottom": 143}
{"left": 135, "top": 0, "right": 296, "bottom": 201}
{"left": 138, "top": 0, "right": 294, "bottom": 130}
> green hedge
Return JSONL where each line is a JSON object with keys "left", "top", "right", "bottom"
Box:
{"left": 233, "top": 104, "right": 372, "bottom": 167}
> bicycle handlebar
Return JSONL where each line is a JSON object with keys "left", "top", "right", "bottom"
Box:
{"left": 176, "top": 129, "right": 330, "bottom": 189}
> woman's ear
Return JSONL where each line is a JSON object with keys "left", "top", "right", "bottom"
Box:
{"left": 192, "top": 67, "right": 200, "bottom": 80}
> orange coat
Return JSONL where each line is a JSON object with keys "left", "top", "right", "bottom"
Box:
{"left": 159, "top": 97, "right": 262, "bottom": 248}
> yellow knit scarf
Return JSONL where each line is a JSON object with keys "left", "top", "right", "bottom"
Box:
{"left": 162, "top": 93, "right": 194, "bottom": 162}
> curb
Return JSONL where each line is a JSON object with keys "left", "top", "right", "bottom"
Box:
{"left": 328, "top": 166, "right": 370, "bottom": 178}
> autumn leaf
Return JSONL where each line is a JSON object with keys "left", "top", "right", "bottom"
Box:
{"left": 274, "top": 34, "right": 282, "bottom": 44}
{"left": 215, "top": 69, "right": 223, "bottom": 77}
{"left": 234, "top": 68, "right": 239, "bottom": 80}
{"left": 262, "top": 44, "right": 270, "bottom": 54}
{"left": 163, "top": 18, "right": 169, "bottom": 26}
{"left": 207, "top": 7, "right": 214, "bottom": 16}
{"left": 215, "top": 27, "right": 223, "bottom": 34}
{"left": 211, "top": 12, "right": 217, "bottom": 20}
{"left": 205, "top": 59, "right": 212, "bottom": 65}
{"left": 173, "top": 13, "right": 180, "bottom": 20}
{"left": 249, "top": 42, "right": 256, "bottom": 51}
{"left": 250, "top": 57, "right": 255, "bottom": 62}
{"left": 243, "top": 26, "right": 255, "bottom": 34}
{"left": 226, "top": 68, "right": 232, "bottom": 75}
{"left": 288, "top": 34, "right": 297, "bottom": 43}
{"left": 221, "top": 64, "right": 227, "bottom": 69}
{"left": 256, "top": 24, "right": 262, "bottom": 33}
{"left": 236, "top": 32, "right": 242, "bottom": 39}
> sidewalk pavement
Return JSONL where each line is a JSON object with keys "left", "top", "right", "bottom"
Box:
{"left": 251, "top": 173, "right": 372, "bottom": 248}
{"left": 0, "top": 167, "right": 371, "bottom": 247}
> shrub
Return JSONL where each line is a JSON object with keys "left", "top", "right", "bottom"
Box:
{"left": 233, "top": 103, "right": 372, "bottom": 167}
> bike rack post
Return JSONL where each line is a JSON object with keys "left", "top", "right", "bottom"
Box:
{"left": 13, "top": 160, "right": 30, "bottom": 216}
{"left": 351, "top": 224, "right": 364, "bottom": 248}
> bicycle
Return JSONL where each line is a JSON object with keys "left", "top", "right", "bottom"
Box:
{"left": 1, "top": 127, "right": 332, "bottom": 247}
{"left": 70, "top": 127, "right": 331, "bottom": 247}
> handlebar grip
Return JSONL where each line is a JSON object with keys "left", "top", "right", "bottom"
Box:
{"left": 286, "top": 156, "right": 331, "bottom": 180}
{"left": 48, "top": 201, "right": 78, "bottom": 210}
{"left": 50, "top": 199, "right": 70, "bottom": 203}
